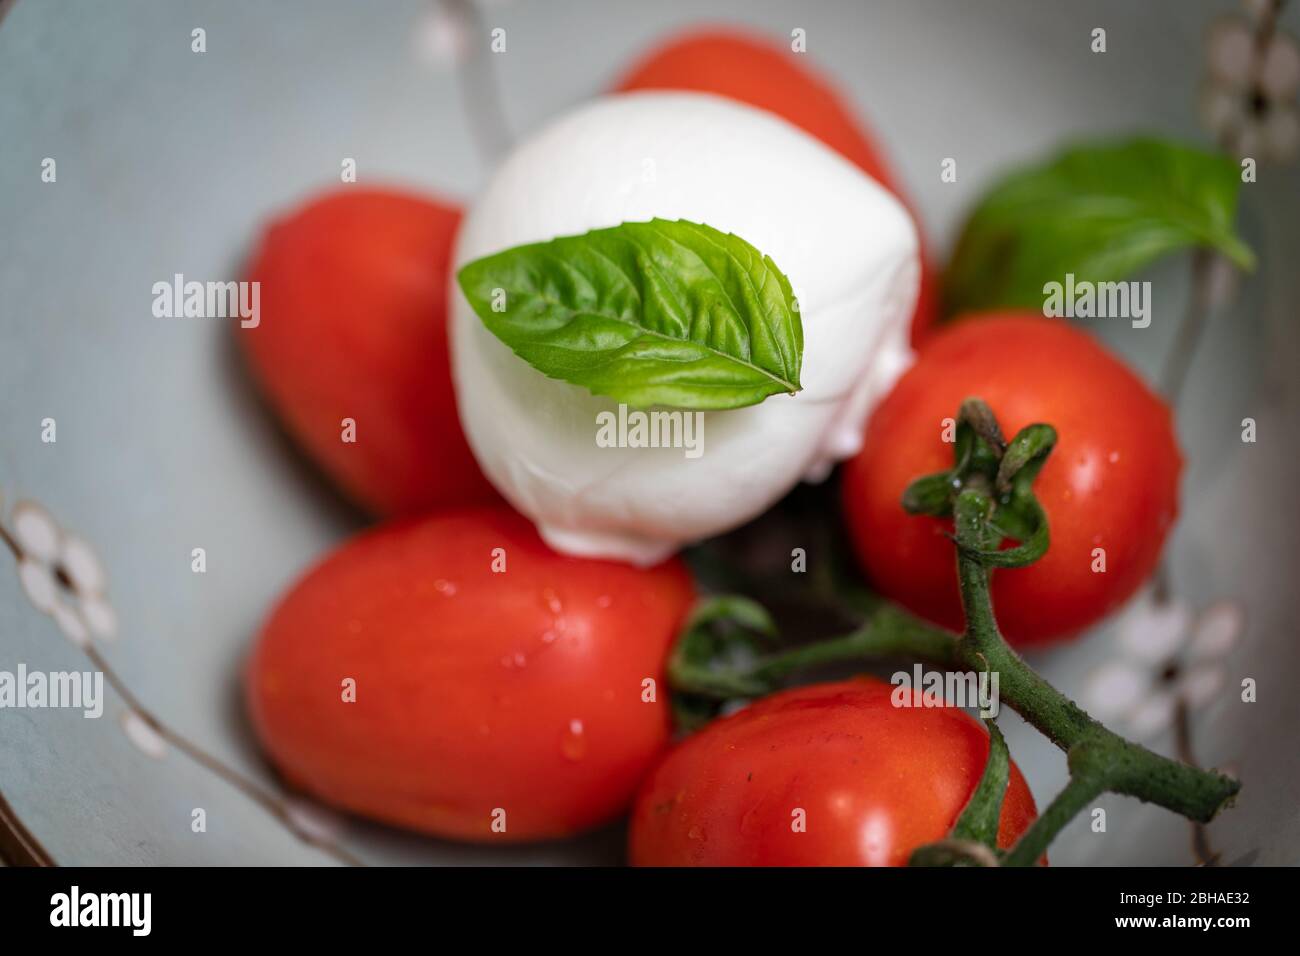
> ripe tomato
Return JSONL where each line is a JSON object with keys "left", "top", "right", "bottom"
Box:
{"left": 242, "top": 188, "right": 495, "bottom": 516}
{"left": 246, "top": 506, "right": 694, "bottom": 842}
{"left": 629, "top": 677, "right": 1037, "bottom": 866}
{"left": 614, "top": 28, "right": 939, "bottom": 345}
{"left": 842, "top": 314, "right": 1182, "bottom": 647}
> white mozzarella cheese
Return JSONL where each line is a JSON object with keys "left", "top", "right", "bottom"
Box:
{"left": 450, "top": 92, "right": 918, "bottom": 565}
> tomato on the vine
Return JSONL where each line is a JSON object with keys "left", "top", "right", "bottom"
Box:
{"left": 842, "top": 314, "right": 1182, "bottom": 647}
{"left": 629, "top": 677, "right": 1038, "bottom": 866}
{"left": 246, "top": 506, "right": 694, "bottom": 842}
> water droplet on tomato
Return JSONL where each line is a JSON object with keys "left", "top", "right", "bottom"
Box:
{"left": 560, "top": 718, "right": 587, "bottom": 761}
{"left": 541, "top": 587, "right": 563, "bottom": 615}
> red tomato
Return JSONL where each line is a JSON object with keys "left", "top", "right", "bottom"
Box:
{"left": 246, "top": 506, "right": 694, "bottom": 842}
{"left": 629, "top": 677, "right": 1037, "bottom": 866}
{"left": 614, "top": 28, "right": 939, "bottom": 345}
{"left": 842, "top": 314, "right": 1182, "bottom": 647}
{"left": 241, "top": 188, "right": 496, "bottom": 516}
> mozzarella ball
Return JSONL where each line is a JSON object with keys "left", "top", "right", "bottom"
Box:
{"left": 450, "top": 92, "right": 918, "bottom": 565}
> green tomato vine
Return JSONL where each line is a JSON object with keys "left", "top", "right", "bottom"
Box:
{"left": 668, "top": 398, "right": 1239, "bottom": 865}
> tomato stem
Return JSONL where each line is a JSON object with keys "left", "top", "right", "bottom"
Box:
{"left": 1001, "top": 773, "right": 1105, "bottom": 867}
{"left": 943, "top": 412, "right": 1239, "bottom": 860}
{"left": 949, "top": 719, "right": 1011, "bottom": 847}
{"left": 667, "top": 398, "right": 1239, "bottom": 862}
{"left": 752, "top": 604, "right": 961, "bottom": 680}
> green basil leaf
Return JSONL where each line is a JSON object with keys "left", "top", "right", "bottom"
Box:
{"left": 944, "top": 138, "right": 1256, "bottom": 316}
{"left": 456, "top": 219, "right": 802, "bottom": 410}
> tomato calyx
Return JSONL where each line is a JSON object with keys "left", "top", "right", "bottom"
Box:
{"left": 902, "top": 397, "right": 1057, "bottom": 570}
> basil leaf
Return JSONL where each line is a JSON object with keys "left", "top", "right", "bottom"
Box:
{"left": 944, "top": 138, "right": 1256, "bottom": 315}
{"left": 456, "top": 219, "right": 802, "bottom": 410}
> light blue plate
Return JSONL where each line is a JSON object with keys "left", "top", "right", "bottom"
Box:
{"left": 2, "top": 0, "right": 1297, "bottom": 865}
